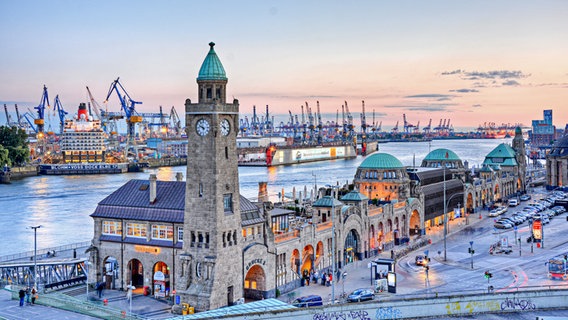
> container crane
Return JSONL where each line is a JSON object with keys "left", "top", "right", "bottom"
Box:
{"left": 170, "top": 106, "right": 182, "bottom": 137}
{"left": 104, "top": 77, "right": 143, "bottom": 142}
{"left": 403, "top": 113, "right": 415, "bottom": 133}
{"left": 360, "top": 100, "right": 367, "bottom": 140}
{"left": 53, "top": 95, "right": 68, "bottom": 134}
{"left": 341, "top": 104, "right": 348, "bottom": 142}
{"left": 4, "top": 104, "right": 15, "bottom": 126}
{"left": 423, "top": 119, "right": 432, "bottom": 134}
{"left": 300, "top": 104, "right": 307, "bottom": 143}
{"left": 391, "top": 121, "right": 399, "bottom": 134}
{"left": 316, "top": 101, "right": 323, "bottom": 144}
{"left": 305, "top": 102, "right": 315, "bottom": 144}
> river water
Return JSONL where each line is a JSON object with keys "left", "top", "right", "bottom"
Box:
{"left": 0, "top": 139, "right": 508, "bottom": 255}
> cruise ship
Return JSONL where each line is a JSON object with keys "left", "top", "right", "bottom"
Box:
{"left": 39, "top": 103, "right": 128, "bottom": 175}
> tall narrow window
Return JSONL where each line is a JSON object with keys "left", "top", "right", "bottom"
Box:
{"left": 224, "top": 193, "right": 233, "bottom": 213}
{"left": 225, "top": 146, "right": 228, "bottom": 159}
{"left": 206, "top": 88, "right": 212, "bottom": 99}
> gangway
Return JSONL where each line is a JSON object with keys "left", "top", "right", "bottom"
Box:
{"left": 0, "top": 258, "right": 88, "bottom": 290}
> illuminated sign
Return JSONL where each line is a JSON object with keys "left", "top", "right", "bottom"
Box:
{"left": 533, "top": 220, "right": 542, "bottom": 240}
{"left": 134, "top": 245, "right": 161, "bottom": 254}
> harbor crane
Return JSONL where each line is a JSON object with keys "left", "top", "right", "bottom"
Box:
{"left": 423, "top": 119, "right": 432, "bottom": 134}
{"left": 301, "top": 104, "right": 307, "bottom": 143}
{"left": 53, "top": 95, "right": 68, "bottom": 134}
{"left": 14, "top": 104, "right": 23, "bottom": 128}
{"left": 306, "top": 102, "right": 315, "bottom": 144}
{"left": 250, "top": 105, "right": 260, "bottom": 135}
{"left": 316, "top": 101, "right": 323, "bottom": 144}
{"left": 344, "top": 101, "right": 354, "bottom": 140}
{"left": 104, "top": 77, "right": 143, "bottom": 142}
{"left": 391, "top": 120, "right": 399, "bottom": 134}
{"left": 34, "top": 85, "right": 51, "bottom": 135}
{"left": 170, "top": 106, "right": 183, "bottom": 137}
{"left": 360, "top": 100, "right": 367, "bottom": 140}
{"left": 3, "top": 104, "right": 16, "bottom": 127}
{"left": 414, "top": 120, "right": 420, "bottom": 134}
{"left": 403, "top": 113, "right": 415, "bottom": 133}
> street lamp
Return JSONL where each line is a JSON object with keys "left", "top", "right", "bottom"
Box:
{"left": 331, "top": 188, "right": 336, "bottom": 304}
{"left": 85, "top": 261, "right": 91, "bottom": 301}
{"left": 469, "top": 241, "right": 474, "bottom": 269}
{"left": 443, "top": 192, "right": 464, "bottom": 261}
{"left": 29, "top": 225, "right": 42, "bottom": 288}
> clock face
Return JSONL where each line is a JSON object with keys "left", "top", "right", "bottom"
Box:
{"left": 220, "top": 119, "right": 231, "bottom": 136}
{"left": 196, "top": 119, "right": 210, "bottom": 136}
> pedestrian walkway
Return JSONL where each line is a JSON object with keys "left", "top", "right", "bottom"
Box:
{"left": 278, "top": 209, "right": 488, "bottom": 304}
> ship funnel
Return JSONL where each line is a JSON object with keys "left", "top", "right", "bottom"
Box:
{"left": 78, "top": 103, "right": 89, "bottom": 121}
{"left": 149, "top": 174, "right": 157, "bottom": 204}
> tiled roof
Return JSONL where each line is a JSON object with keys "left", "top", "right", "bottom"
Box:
{"left": 312, "top": 196, "right": 343, "bottom": 207}
{"left": 340, "top": 191, "right": 369, "bottom": 202}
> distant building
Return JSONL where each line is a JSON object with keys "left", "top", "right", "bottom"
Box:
{"left": 546, "top": 134, "right": 568, "bottom": 189}
{"left": 531, "top": 109, "right": 556, "bottom": 147}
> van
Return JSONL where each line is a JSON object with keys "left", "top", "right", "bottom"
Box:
{"left": 508, "top": 199, "right": 519, "bottom": 207}
{"left": 292, "top": 295, "right": 323, "bottom": 308}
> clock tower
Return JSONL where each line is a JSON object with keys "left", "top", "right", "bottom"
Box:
{"left": 177, "top": 42, "right": 243, "bottom": 311}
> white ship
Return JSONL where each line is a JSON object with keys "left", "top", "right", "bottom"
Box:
{"left": 39, "top": 103, "right": 128, "bottom": 175}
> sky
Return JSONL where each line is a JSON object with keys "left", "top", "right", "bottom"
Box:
{"left": 1, "top": 0, "right": 567, "bottom": 131}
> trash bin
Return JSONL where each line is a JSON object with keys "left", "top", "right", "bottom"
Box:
{"left": 182, "top": 303, "right": 190, "bottom": 315}
{"left": 143, "top": 286, "right": 150, "bottom": 296}
{"left": 188, "top": 306, "right": 195, "bottom": 314}
{"left": 175, "top": 295, "right": 180, "bottom": 305}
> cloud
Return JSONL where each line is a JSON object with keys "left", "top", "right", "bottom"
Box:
{"left": 449, "top": 88, "right": 479, "bottom": 93}
{"left": 437, "top": 97, "right": 452, "bottom": 101}
{"left": 384, "top": 103, "right": 458, "bottom": 112}
{"left": 441, "top": 70, "right": 462, "bottom": 75}
{"left": 465, "top": 70, "right": 529, "bottom": 79}
{"left": 472, "top": 104, "right": 482, "bottom": 108}
{"left": 502, "top": 80, "right": 520, "bottom": 86}
{"left": 404, "top": 94, "right": 454, "bottom": 99}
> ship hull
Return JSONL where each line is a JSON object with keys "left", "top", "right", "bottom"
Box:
{"left": 238, "top": 144, "right": 357, "bottom": 167}
{"left": 39, "top": 163, "right": 128, "bottom": 175}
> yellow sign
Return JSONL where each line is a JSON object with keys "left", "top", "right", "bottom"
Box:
{"left": 134, "top": 245, "right": 161, "bottom": 254}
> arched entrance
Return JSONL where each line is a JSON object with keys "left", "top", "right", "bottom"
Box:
{"left": 377, "top": 222, "right": 384, "bottom": 251}
{"left": 494, "top": 184, "right": 501, "bottom": 203}
{"left": 410, "top": 209, "right": 420, "bottom": 236}
{"left": 290, "top": 249, "right": 300, "bottom": 275}
{"left": 301, "top": 245, "right": 315, "bottom": 273}
{"left": 344, "top": 229, "right": 360, "bottom": 265}
{"left": 244, "top": 264, "right": 266, "bottom": 300}
{"left": 102, "top": 256, "right": 119, "bottom": 289}
{"left": 127, "top": 259, "right": 144, "bottom": 288}
{"left": 152, "top": 261, "right": 170, "bottom": 298}
{"left": 315, "top": 242, "right": 324, "bottom": 269}
{"left": 369, "top": 225, "right": 376, "bottom": 250}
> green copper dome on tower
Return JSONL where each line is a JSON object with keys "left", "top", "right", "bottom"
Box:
{"left": 197, "top": 42, "right": 227, "bottom": 81}
{"left": 359, "top": 153, "right": 404, "bottom": 169}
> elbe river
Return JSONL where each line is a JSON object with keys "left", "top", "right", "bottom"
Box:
{"left": 0, "top": 139, "right": 508, "bottom": 256}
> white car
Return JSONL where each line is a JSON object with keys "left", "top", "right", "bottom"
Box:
{"left": 488, "top": 209, "right": 500, "bottom": 217}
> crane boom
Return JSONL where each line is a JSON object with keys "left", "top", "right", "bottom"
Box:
{"left": 104, "top": 77, "right": 142, "bottom": 141}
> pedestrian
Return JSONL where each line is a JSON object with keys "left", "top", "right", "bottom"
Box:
{"left": 25, "top": 286, "right": 31, "bottom": 305}
{"left": 18, "top": 288, "right": 25, "bottom": 307}
{"left": 96, "top": 282, "right": 104, "bottom": 298}
{"left": 321, "top": 272, "right": 325, "bottom": 285}
{"left": 31, "top": 287, "right": 37, "bottom": 305}
{"left": 329, "top": 273, "right": 333, "bottom": 286}
{"left": 314, "top": 270, "right": 319, "bottom": 284}
{"left": 73, "top": 248, "right": 77, "bottom": 259}
{"left": 126, "top": 286, "right": 133, "bottom": 302}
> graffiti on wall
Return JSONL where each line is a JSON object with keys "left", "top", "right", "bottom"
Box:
{"left": 312, "top": 310, "right": 371, "bottom": 320}
{"left": 500, "top": 297, "right": 536, "bottom": 311}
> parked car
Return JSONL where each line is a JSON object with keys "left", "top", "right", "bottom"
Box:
{"left": 494, "top": 221, "right": 513, "bottom": 229}
{"left": 347, "top": 288, "right": 375, "bottom": 302}
{"left": 508, "top": 199, "right": 519, "bottom": 207}
{"left": 488, "top": 209, "right": 500, "bottom": 217}
{"left": 520, "top": 194, "right": 531, "bottom": 201}
{"left": 292, "top": 295, "right": 323, "bottom": 308}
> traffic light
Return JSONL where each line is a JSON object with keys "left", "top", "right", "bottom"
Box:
{"left": 484, "top": 271, "right": 493, "bottom": 279}
{"left": 468, "top": 248, "right": 475, "bottom": 254}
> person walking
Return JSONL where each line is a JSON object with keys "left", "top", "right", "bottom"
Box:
{"left": 31, "top": 287, "right": 37, "bottom": 305}
{"left": 18, "top": 288, "right": 25, "bottom": 307}
{"left": 126, "top": 286, "right": 133, "bottom": 303}
{"left": 25, "top": 287, "right": 31, "bottom": 305}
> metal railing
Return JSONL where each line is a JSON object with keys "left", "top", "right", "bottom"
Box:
{"left": 0, "top": 241, "right": 91, "bottom": 263}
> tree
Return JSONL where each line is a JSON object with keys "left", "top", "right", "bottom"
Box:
{"left": 0, "top": 126, "right": 30, "bottom": 166}
{"left": 0, "top": 145, "right": 10, "bottom": 167}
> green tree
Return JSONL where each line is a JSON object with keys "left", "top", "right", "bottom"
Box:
{"left": 0, "top": 145, "right": 10, "bottom": 167}
{"left": 0, "top": 126, "right": 30, "bottom": 166}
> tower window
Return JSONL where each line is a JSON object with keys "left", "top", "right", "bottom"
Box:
{"left": 224, "top": 193, "right": 233, "bottom": 213}
{"left": 216, "top": 88, "right": 221, "bottom": 99}
{"left": 207, "top": 88, "right": 212, "bottom": 99}
{"left": 225, "top": 146, "right": 228, "bottom": 159}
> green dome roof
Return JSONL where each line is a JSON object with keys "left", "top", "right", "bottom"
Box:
{"left": 424, "top": 148, "right": 461, "bottom": 161}
{"left": 197, "top": 42, "right": 227, "bottom": 81}
{"left": 312, "top": 196, "right": 343, "bottom": 207}
{"left": 359, "top": 153, "right": 404, "bottom": 169}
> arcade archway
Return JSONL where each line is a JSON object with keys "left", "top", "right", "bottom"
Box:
{"left": 152, "top": 261, "right": 170, "bottom": 298}
{"left": 344, "top": 229, "right": 360, "bottom": 265}
{"left": 410, "top": 209, "right": 420, "bottom": 236}
{"left": 102, "top": 256, "right": 119, "bottom": 290}
{"left": 127, "top": 259, "right": 144, "bottom": 288}
{"left": 244, "top": 265, "right": 266, "bottom": 300}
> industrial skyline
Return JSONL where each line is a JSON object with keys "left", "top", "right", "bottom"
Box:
{"left": 1, "top": 0, "right": 567, "bottom": 130}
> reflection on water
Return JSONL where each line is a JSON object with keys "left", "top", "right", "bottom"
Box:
{"left": 0, "top": 139, "right": 508, "bottom": 255}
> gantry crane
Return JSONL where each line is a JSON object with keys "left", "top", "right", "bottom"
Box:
{"left": 316, "top": 101, "right": 323, "bottom": 144}
{"left": 403, "top": 114, "right": 415, "bottom": 133}
{"left": 170, "top": 106, "right": 183, "bottom": 137}
{"left": 360, "top": 100, "right": 367, "bottom": 141}
{"left": 423, "top": 119, "right": 432, "bottom": 134}
{"left": 104, "top": 77, "right": 143, "bottom": 142}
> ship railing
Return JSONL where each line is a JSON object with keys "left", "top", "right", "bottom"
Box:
{"left": 0, "top": 241, "right": 91, "bottom": 263}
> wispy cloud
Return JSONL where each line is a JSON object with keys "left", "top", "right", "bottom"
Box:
{"left": 502, "top": 80, "right": 520, "bottom": 86}
{"left": 449, "top": 88, "right": 479, "bottom": 93}
{"left": 384, "top": 103, "right": 458, "bottom": 112}
{"left": 404, "top": 94, "right": 454, "bottom": 99}
{"left": 472, "top": 104, "right": 482, "bottom": 108}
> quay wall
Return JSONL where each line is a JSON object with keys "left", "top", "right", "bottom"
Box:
{"left": 8, "top": 165, "right": 37, "bottom": 179}
{"left": 174, "top": 288, "right": 568, "bottom": 320}
{"left": 145, "top": 157, "right": 187, "bottom": 168}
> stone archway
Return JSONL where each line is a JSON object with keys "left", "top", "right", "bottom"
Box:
{"left": 301, "top": 245, "right": 315, "bottom": 274}
{"left": 410, "top": 209, "right": 420, "bottom": 236}
{"left": 244, "top": 264, "right": 266, "bottom": 300}
{"left": 315, "top": 241, "right": 324, "bottom": 269}
{"left": 369, "top": 225, "right": 376, "bottom": 250}
{"left": 377, "top": 222, "right": 384, "bottom": 250}
{"left": 494, "top": 184, "right": 501, "bottom": 202}
{"left": 127, "top": 259, "right": 144, "bottom": 288}
{"left": 102, "top": 256, "right": 119, "bottom": 290}
{"left": 344, "top": 229, "right": 360, "bottom": 265}
{"left": 291, "top": 249, "right": 300, "bottom": 275}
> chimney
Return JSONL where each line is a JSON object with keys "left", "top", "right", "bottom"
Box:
{"left": 149, "top": 174, "right": 157, "bottom": 204}
{"left": 176, "top": 172, "right": 183, "bottom": 182}
{"left": 258, "top": 182, "right": 268, "bottom": 203}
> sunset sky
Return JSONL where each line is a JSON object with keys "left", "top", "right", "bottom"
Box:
{"left": 1, "top": 0, "right": 567, "bottom": 131}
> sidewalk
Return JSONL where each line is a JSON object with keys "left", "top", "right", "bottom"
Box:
{"left": 278, "top": 210, "right": 488, "bottom": 304}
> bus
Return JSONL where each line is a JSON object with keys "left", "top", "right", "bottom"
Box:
{"left": 547, "top": 253, "right": 568, "bottom": 280}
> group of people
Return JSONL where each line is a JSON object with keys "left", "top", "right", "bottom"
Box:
{"left": 303, "top": 269, "right": 336, "bottom": 287}
{"left": 17, "top": 286, "right": 37, "bottom": 306}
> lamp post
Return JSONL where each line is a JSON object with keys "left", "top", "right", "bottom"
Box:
{"left": 85, "top": 261, "right": 91, "bottom": 301}
{"left": 469, "top": 241, "right": 474, "bottom": 269}
{"left": 29, "top": 225, "right": 42, "bottom": 288}
{"left": 331, "top": 189, "right": 336, "bottom": 304}
{"left": 443, "top": 165, "right": 447, "bottom": 261}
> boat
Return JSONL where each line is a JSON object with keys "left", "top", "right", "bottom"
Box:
{"left": 38, "top": 103, "right": 128, "bottom": 175}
